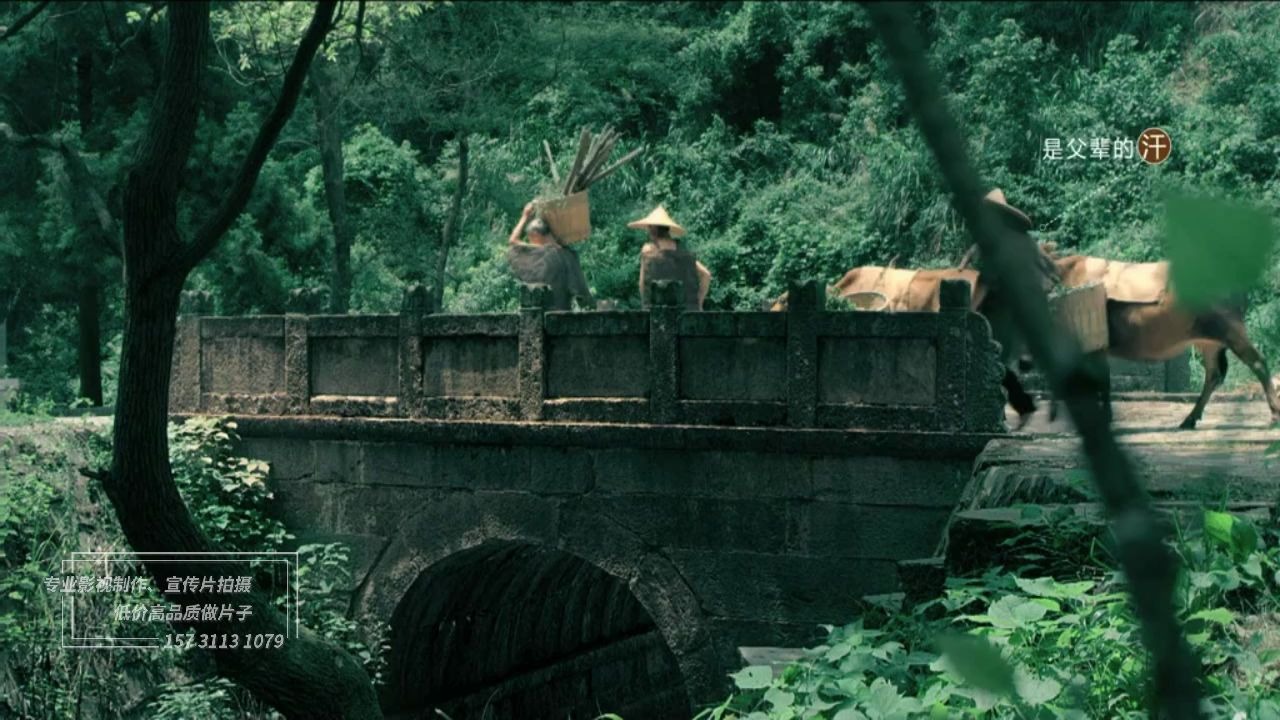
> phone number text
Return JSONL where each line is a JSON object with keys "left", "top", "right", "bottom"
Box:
{"left": 166, "top": 633, "right": 285, "bottom": 650}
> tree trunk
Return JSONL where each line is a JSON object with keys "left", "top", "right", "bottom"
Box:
{"left": 433, "top": 136, "right": 468, "bottom": 311}
{"left": 76, "top": 49, "right": 104, "bottom": 406}
{"left": 310, "top": 62, "right": 352, "bottom": 314}
{"left": 76, "top": 282, "right": 103, "bottom": 405}
{"left": 102, "top": 3, "right": 382, "bottom": 717}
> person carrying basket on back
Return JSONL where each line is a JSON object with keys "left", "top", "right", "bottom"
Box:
{"left": 506, "top": 202, "right": 594, "bottom": 311}
{"left": 630, "top": 206, "right": 711, "bottom": 311}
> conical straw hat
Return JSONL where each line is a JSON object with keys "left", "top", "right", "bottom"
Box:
{"left": 984, "top": 188, "right": 1033, "bottom": 232}
{"left": 627, "top": 205, "right": 687, "bottom": 238}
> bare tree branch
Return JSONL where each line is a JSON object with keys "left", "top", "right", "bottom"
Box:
{"left": 354, "top": 0, "right": 366, "bottom": 64}
{"left": 861, "top": 4, "right": 1203, "bottom": 719}
{"left": 3, "top": 285, "right": 23, "bottom": 321}
{"left": 0, "top": 121, "right": 59, "bottom": 151}
{"left": 0, "top": 122, "right": 120, "bottom": 256}
{"left": 0, "top": 0, "right": 52, "bottom": 42}
{"left": 98, "top": 1, "right": 120, "bottom": 47}
{"left": 102, "top": 2, "right": 163, "bottom": 74}
{"left": 179, "top": 0, "right": 340, "bottom": 273}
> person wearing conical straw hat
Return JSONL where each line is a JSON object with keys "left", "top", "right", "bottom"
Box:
{"left": 630, "top": 205, "right": 710, "bottom": 311}
{"left": 983, "top": 188, "right": 1033, "bottom": 233}
{"left": 981, "top": 187, "right": 1059, "bottom": 282}
{"left": 971, "top": 188, "right": 1045, "bottom": 428}
{"left": 505, "top": 201, "right": 593, "bottom": 311}
{"left": 958, "top": 188, "right": 1037, "bottom": 271}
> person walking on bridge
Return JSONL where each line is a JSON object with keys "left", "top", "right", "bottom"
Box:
{"left": 630, "top": 205, "right": 710, "bottom": 311}
{"left": 505, "top": 202, "right": 594, "bottom": 311}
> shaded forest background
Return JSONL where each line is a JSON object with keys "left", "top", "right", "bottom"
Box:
{"left": 3, "top": 0, "right": 1280, "bottom": 404}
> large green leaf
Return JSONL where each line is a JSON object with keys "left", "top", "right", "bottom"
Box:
{"left": 863, "top": 678, "right": 921, "bottom": 720}
{"left": 824, "top": 643, "right": 853, "bottom": 662}
{"left": 988, "top": 595, "right": 1050, "bottom": 629}
{"left": 1203, "top": 510, "right": 1259, "bottom": 557}
{"left": 1164, "top": 192, "right": 1276, "bottom": 309}
{"left": 1013, "top": 666, "right": 1063, "bottom": 706}
{"left": 1187, "top": 607, "right": 1235, "bottom": 626}
{"left": 731, "top": 665, "right": 774, "bottom": 690}
{"left": 1203, "top": 510, "right": 1235, "bottom": 547}
{"left": 764, "top": 687, "right": 795, "bottom": 711}
{"left": 937, "top": 634, "right": 1016, "bottom": 697}
{"left": 1013, "top": 576, "right": 1095, "bottom": 599}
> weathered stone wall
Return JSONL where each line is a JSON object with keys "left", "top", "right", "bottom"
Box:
{"left": 171, "top": 280, "right": 1008, "bottom": 434}
{"left": 174, "top": 278, "right": 1011, "bottom": 718}
{"left": 225, "top": 416, "right": 995, "bottom": 717}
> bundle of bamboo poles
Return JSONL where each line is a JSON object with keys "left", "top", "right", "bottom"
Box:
{"left": 543, "top": 125, "right": 643, "bottom": 196}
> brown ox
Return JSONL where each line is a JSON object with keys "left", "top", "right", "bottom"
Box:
{"left": 1049, "top": 253, "right": 1280, "bottom": 429}
{"left": 768, "top": 266, "right": 989, "bottom": 312}
{"left": 769, "top": 265, "right": 1039, "bottom": 424}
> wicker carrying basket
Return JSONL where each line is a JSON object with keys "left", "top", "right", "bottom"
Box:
{"left": 1049, "top": 282, "right": 1108, "bottom": 353}
{"left": 834, "top": 291, "right": 889, "bottom": 312}
{"left": 536, "top": 191, "right": 591, "bottom": 244}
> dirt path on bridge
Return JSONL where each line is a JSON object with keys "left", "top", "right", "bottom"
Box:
{"left": 981, "top": 396, "right": 1280, "bottom": 512}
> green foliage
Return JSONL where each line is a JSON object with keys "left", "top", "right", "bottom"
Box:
{"left": 307, "top": 123, "right": 440, "bottom": 312}
{"left": 0, "top": 428, "right": 141, "bottom": 718}
{"left": 291, "top": 542, "right": 392, "bottom": 686}
{"left": 1165, "top": 193, "right": 1277, "bottom": 310}
{"left": 168, "top": 417, "right": 289, "bottom": 551}
{"left": 704, "top": 510, "right": 1280, "bottom": 720}
{"left": 0, "top": 418, "right": 386, "bottom": 719}
{"left": 8, "top": 0, "right": 1280, "bottom": 394}
{"left": 147, "top": 678, "right": 245, "bottom": 720}
{"left": 7, "top": 304, "right": 79, "bottom": 404}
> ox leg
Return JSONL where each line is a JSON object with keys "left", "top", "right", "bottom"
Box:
{"left": 1003, "top": 369, "right": 1037, "bottom": 429}
{"left": 1045, "top": 351, "right": 1110, "bottom": 425}
{"left": 1086, "top": 349, "right": 1113, "bottom": 425}
{"left": 1180, "top": 345, "right": 1225, "bottom": 430}
{"left": 1222, "top": 326, "right": 1280, "bottom": 424}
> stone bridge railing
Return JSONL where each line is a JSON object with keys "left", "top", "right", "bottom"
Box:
{"left": 170, "top": 279, "right": 1007, "bottom": 433}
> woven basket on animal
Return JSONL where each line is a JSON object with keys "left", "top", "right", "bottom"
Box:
{"left": 536, "top": 127, "right": 643, "bottom": 245}
{"left": 1048, "top": 281, "right": 1108, "bottom": 353}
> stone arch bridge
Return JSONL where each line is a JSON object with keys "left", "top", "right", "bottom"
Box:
{"left": 168, "top": 280, "right": 1014, "bottom": 719}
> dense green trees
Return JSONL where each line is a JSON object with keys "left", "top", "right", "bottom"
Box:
{"left": 1, "top": 2, "right": 1279, "bottom": 717}
{"left": 1, "top": 1, "right": 1278, "bottom": 391}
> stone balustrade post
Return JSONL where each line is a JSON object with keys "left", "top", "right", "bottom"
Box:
{"left": 398, "top": 284, "right": 432, "bottom": 418}
{"left": 937, "top": 278, "right": 972, "bottom": 432}
{"left": 786, "top": 279, "right": 822, "bottom": 428}
{"left": 648, "top": 280, "right": 682, "bottom": 424}
{"left": 518, "top": 284, "right": 553, "bottom": 420}
{"left": 938, "top": 277, "right": 971, "bottom": 311}
{"left": 284, "top": 314, "right": 310, "bottom": 415}
{"left": 169, "top": 291, "right": 209, "bottom": 413}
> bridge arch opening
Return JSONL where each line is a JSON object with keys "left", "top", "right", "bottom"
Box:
{"left": 383, "top": 540, "right": 692, "bottom": 720}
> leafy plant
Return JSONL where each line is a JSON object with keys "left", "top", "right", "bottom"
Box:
{"left": 169, "top": 417, "right": 290, "bottom": 551}
{"left": 702, "top": 509, "right": 1280, "bottom": 719}
{"left": 0, "top": 416, "right": 387, "bottom": 718}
